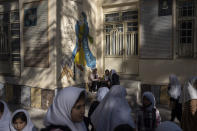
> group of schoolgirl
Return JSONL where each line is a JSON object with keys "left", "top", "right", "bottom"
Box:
{"left": 39, "top": 69, "right": 182, "bottom": 131}
{"left": 89, "top": 68, "right": 120, "bottom": 92}
{"left": 1, "top": 71, "right": 190, "bottom": 131}
{"left": 168, "top": 75, "right": 197, "bottom": 131}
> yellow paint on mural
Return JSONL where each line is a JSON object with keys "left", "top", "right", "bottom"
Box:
{"left": 31, "top": 88, "right": 41, "bottom": 108}
{"left": 5, "top": 84, "right": 13, "bottom": 102}
{"left": 74, "top": 46, "right": 86, "bottom": 66}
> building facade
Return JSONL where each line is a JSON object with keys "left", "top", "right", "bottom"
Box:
{"left": 0, "top": 0, "right": 196, "bottom": 108}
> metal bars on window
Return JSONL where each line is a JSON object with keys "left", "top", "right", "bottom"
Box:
{"left": 0, "top": 13, "right": 10, "bottom": 61}
{"left": 178, "top": 20, "right": 194, "bottom": 57}
{"left": 104, "top": 10, "right": 138, "bottom": 56}
{"left": 177, "top": 0, "right": 195, "bottom": 57}
{"left": 105, "top": 24, "right": 123, "bottom": 55}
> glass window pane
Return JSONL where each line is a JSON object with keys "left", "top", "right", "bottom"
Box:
{"left": 181, "top": 37, "right": 186, "bottom": 43}
{"left": 181, "top": 30, "right": 186, "bottom": 36}
{"left": 122, "top": 10, "right": 138, "bottom": 20}
{"left": 187, "top": 22, "right": 192, "bottom": 29}
{"left": 127, "top": 22, "right": 138, "bottom": 26}
{"left": 105, "top": 13, "right": 120, "bottom": 22}
{"left": 187, "top": 37, "right": 192, "bottom": 43}
{"left": 187, "top": 30, "right": 192, "bottom": 36}
{"left": 181, "top": 22, "right": 186, "bottom": 29}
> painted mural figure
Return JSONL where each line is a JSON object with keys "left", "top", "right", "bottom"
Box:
{"left": 72, "top": 12, "right": 96, "bottom": 71}
{"left": 60, "top": 12, "right": 96, "bottom": 81}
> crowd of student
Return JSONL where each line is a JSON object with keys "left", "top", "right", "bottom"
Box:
{"left": 0, "top": 70, "right": 196, "bottom": 131}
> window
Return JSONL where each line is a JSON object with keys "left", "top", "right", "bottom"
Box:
{"left": 177, "top": 0, "right": 196, "bottom": 58}
{"left": 0, "top": 13, "right": 10, "bottom": 61}
{"left": 104, "top": 10, "right": 138, "bottom": 56}
{"left": 0, "top": 10, "right": 20, "bottom": 63}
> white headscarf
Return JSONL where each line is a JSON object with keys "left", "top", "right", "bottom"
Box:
{"left": 143, "top": 92, "right": 156, "bottom": 111}
{"left": 91, "top": 85, "right": 135, "bottom": 131}
{"left": 168, "top": 75, "right": 181, "bottom": 99}
{"left": 44, "top": 87, "right": 87, "bottom": 131}
{"left": 110, "top": 69, "right": 117, "bottom": 77}
{"left": 96, "top": 87, "right": 109, "bottom": 102}
{"left": 10, "top": 109, "right": 34, "bottom": 131}
{"left": 0, "top": 100, "right": 11, "bottom": 131}
{"left": 156, "top": 121, "right": 182, "bottom": 131}
{"left": 181, "top": 77, "right": 197, "bottom": 103}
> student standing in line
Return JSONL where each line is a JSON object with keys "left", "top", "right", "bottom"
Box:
{"left": 0, "top": 100, "right": 11, "bottom": 131}
{"left": 110, "top": 69, "right": 120, "bottom": 87}
{"left": 136, "top": 92, "right": 161, "bottom": 131}
{"left": 42, "top": 87, "right": 88, "bottom": 131}
{"left": 181, "top": 77, "right": 197, "bottom": 131}
{"left": 10, "top": 109, "right": 38, "bottom": 131}
{"left": 88, "top": 84, "right": 109, "bottom": 131}
{"left": 167, "top": 75, "right": 182, "bottom": 122}
{"left": 91, "top": 85, "right": 135, "bottom": 131}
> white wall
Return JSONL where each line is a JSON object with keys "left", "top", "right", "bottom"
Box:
{"left": 0, "top": 0, "right": 57, "bottom": 89}
{"left": 139, "top": 59, "right": 197, "bottom": 85}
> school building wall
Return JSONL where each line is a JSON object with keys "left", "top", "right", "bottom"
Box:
{"left": 0, "top": 0, "right": 57, "bottom": 109}
{"left": 1, "top": 0, "right": 197, "bottom": 109}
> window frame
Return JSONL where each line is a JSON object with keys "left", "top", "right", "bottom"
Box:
{"left": 103, "top": 10, "right": 139, "bottom": 58}
{"left": 176, "top": 0, "right": 197, "bottom": 58}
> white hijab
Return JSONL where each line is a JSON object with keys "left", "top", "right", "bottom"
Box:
{"left": 96, "top": 87, "right": 109, "bottom": 102}
{"left": 168, "top": 75, "right": 181, "bottom": 99}
{"left": 156, "top": 121, "right": 182, "bottom": 131}
{"left": 10, "top": 109, "right": 34, "bottom": 131}
{"left": 44, "top": 87, "right": 87, "bottom": 131}
{"left": 91, "top": 85, "right": 135, "bottom": 131}
{"left": 143, "top": 92, "right": 156, "bottom": 111}
{"left": 181, "top": 77, "right": 197, "bottom": 103}
{"left": 0, "top": 100, "right": 11, "bottom": 131}
{"left": 110, "top": 69, "right": 117, "bottom": 77}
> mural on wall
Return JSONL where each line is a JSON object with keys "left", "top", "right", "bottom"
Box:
{"left": 59, "top": 12, "right": 96, "bottom": 81}
{"left": 72, "top": 12, "right": 96, "bottom": 71}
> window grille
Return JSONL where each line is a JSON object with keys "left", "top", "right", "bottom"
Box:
{"left": 104, "top": 10, "right": 138, "bottom": 56}
{"left": 177, "top": 0, "right": 195, "bottom": 57}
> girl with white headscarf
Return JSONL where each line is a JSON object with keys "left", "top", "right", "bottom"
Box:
{"left": 10, "top": 109, "right": 37, "bottom": 131}
{"left": 42, "top": 87, "right": 87, "bottom": 131}
{"left": 156, "top": 121, "right": 182, "bottom": 131}
{"left": 88, "top": 87, "right": 109, "bottom": 131}
{"left": 136, "top": 92, "right": 161, "bottom": 131}
{"left": 91, "top": 85, "right": 135, "bottom": 131}
{"left": 96, "top": 87, "right": 109, "bottom": 102}
{"left": 0, "top": 100, "right": 11, "bottom": 131}
{"left": 168, "top": 75, "right": 181, "bottom": 99}
{"left": 110, "top": 69, "right": 120, "bottom": 87}
{"left": 168, "top": 75, "right": 182, "bottom": 122}
{"left": 181, "top": 77, "right": 197, "bottom": 131}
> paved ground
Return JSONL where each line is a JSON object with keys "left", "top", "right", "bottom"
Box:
{"left": 8, "top": 91, "right": 180, "bottom": 130}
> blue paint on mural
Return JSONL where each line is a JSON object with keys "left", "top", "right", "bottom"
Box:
{"left": 72, "top": 12, "right": 96, "bottom": 70}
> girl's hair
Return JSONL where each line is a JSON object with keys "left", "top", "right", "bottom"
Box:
{"left": 12, "top": 111, "right": 27, "bottom": 123}
{"left": 75, "top": 90, "right": 86, "bottom": 104}
{"left": 0, "top": 101, "right": 4, "bottom": 113}
{"left": 105, "top": 69, "right": 109, "bottom": 73}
